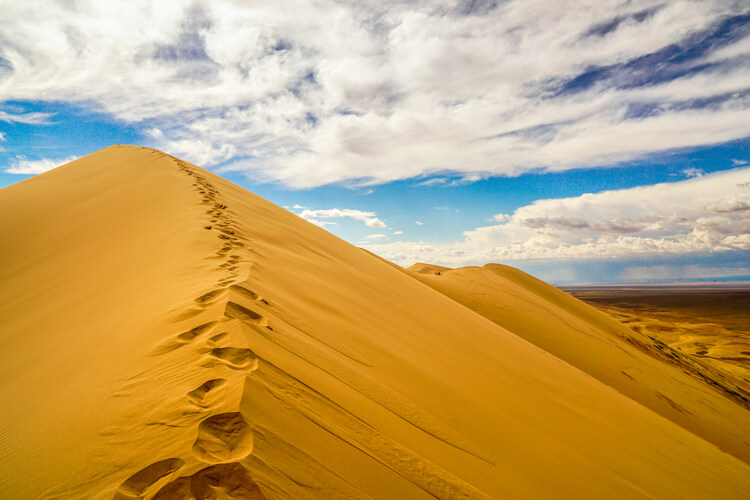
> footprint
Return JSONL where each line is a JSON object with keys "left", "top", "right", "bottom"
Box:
{"left": 177, "top": 321, "right": 219, "bottom": 341}
{"left": 229, "top": 285, "right": 267, "bottom": 303}
{"left": 225, "top": 302, "right": 268, "bottom": 327}
{"left": 114, "top": 458, "right": 185, "bottom": 499}
{"left": 208, "top": 332, "right": 229, "bottom": 345}
{"left": 202, "top": 347, "right": 259, "bottom": 371}
{"left": 187, "top": 379, "right": 227, "bottom": 407}
{"left": 154, "top": 463, "right": 265, "bottom": 500}
{"left": 148, "top": 322, "right": 218, "bottom": 356}
{"left": 192, "top": 412, "right": 254, "bottom": 463}
{"left": 194, "top": 289, "right": 227, "bottom": 306}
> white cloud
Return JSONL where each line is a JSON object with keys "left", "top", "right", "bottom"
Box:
{"left": 364, "top": 218, "right": 387, "bottom": 228}
{"left": 733, "top": 159, "right": 749, "bottom": 166}
{"left": 419, "top": 178, "right": 448, "bottom": 187}
{"left": 0, "top": 110, "right": 54, "bottom": 125}
{"left": 363, "top": 167, "right": 750, "bottom": 266}
{"left": 297, "top": 207, "right": 386, "bottom": 229}
{"left": 415, "top": 221, "right": 425, "bottom": 226}
{"left": 393, "top": 230, "right": 404, "bottom": 235}
{"left": 365, "top": 234, "right": 387, "bottom": 240}
{"left": 1, "top": 1, "right": 749, "bottom": 187}
{"left": 4, "top": 156, "right": 78, "bottom": 174}
{"left": 682, "top": 167, "right": 704, "bottom": 178}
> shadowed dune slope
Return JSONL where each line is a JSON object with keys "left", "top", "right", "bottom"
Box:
{"left": 407, "top": 263, "right": 750, "bottom": 465}
{"left": 1, "top": 146, "right": 749, "bottom": 499}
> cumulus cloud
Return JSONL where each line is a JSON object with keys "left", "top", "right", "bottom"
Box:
{"left": 4, "top": 156, "right": 78, "bottom": 174}
{"left": 297, "top": 207, "right": 386, "bottom": 229}
{"left": 1, "top": 1, "right": 750, "bottom": 186}
{"left": 363, "top": 167, "right": 750, "bottom": 266}
{"left": 707, "top": 195, "right": 750, "bottom": 213}
{"left": 393, "top": 230, "right": 404, "bottom": 235}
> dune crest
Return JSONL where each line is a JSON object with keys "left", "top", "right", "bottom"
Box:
{"left": 1, "top": 146, "right": 749, "bottom": 498}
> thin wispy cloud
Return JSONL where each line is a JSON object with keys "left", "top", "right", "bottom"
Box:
{"left": 0, "top": 110, "right": 54, "bottom": 125}
{"left": 4, "top": 156, "right": 78, "bottom": 174}
{"left": 1, "top": 1, "right": 749, "bottom": 187}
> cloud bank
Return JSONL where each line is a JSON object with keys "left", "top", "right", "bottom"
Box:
{"left": 1, "top": 1, "right": 750, "bottom": 186}
{"left": 364, "top": 167, "right": 750, "bottom": 266}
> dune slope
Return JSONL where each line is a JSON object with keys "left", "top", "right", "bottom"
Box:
{"left": 1, "top": 146, "right": 749, "bottom": 499}
{"left": 407, "top": 263, "right": 750, "bottom": 465}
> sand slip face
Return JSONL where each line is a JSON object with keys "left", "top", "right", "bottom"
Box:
{"left": 1, "top": 145, "right": 749, "bottom": 499}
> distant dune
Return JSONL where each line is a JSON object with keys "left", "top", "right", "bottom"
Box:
{"left": 407, "top": 263, "right": 750, "bottom": 463}
{"left": 1, "top": 146, "right": 749, "bottom": 499}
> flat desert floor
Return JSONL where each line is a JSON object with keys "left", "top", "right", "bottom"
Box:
{"left": 564, "top": 284, "right": 750, "bottom": 396}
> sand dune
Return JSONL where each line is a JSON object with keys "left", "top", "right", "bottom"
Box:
{"left": 407, "top": 263, "right": 750, "bottom": 464}
{"left": 1, "top": 146, "right": 749, "bottom": 499}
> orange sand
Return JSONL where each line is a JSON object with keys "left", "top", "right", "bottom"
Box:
{"left": 0, "top": 146, "right": 748, "bottom": 499}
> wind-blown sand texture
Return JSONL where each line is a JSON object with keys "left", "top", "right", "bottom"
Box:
{"left": 1, "top": 146, "right": 749, "bottom": 499}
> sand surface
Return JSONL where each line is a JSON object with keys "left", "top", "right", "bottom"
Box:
{"left": 1, "top": 146, "right": 749, "bottom": 499}
{"left": 409, "top": 265, "right": 750, "bottom": 463}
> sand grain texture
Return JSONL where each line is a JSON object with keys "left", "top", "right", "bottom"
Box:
{"left": 1, "top": 146, "right": 749, "bottom": 499}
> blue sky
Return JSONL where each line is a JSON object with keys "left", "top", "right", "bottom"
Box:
{"left": 2, "top": 0, "right": 750, "bottom": 284}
